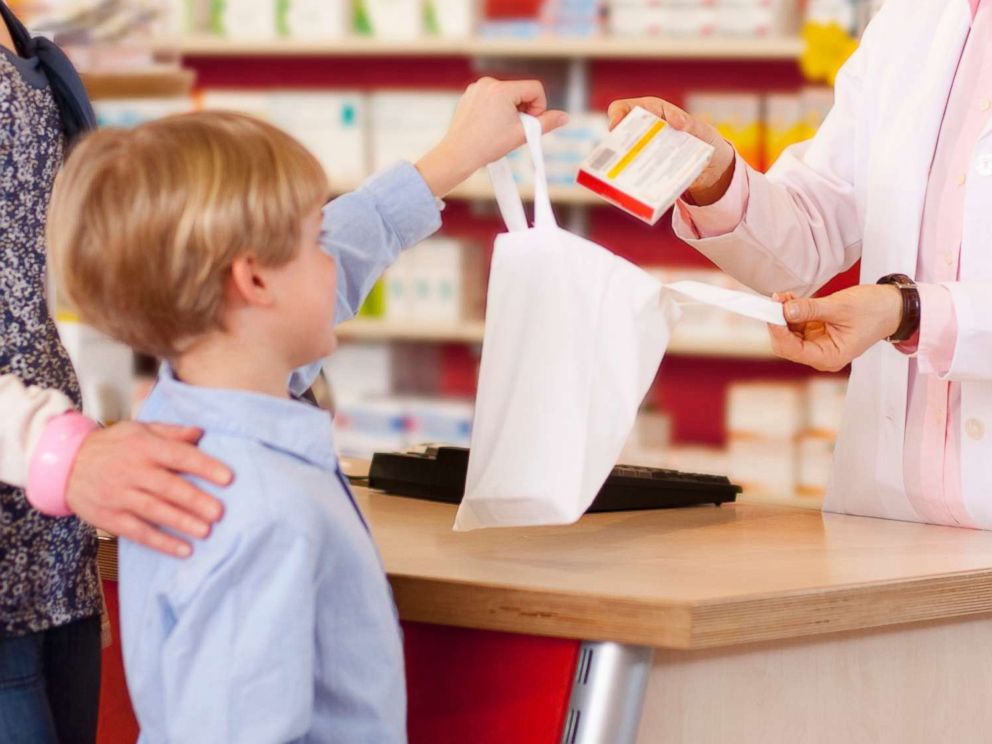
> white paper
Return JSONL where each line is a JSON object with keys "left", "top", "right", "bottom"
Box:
{"left": 664, "top": 280, "right": 787, "bottom": 326}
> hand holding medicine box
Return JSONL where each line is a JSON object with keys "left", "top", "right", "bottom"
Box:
{"left": 576, "top": 106, "right": 714, "bottom": 225}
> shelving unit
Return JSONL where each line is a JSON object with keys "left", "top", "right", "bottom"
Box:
{"left": 81, "top": 67, "right": 196, "bottom": 100}
{"left": 330, "top": 177, "right": 600, "bottom": 204}
{"left": 98, "top": 15, "right": 824, "bottom": 458}
{"left": 336, "top": 318, "right": 777, "bottom": 359}
{"left": 164, "top": 34, "right": 804, "bottom": 61}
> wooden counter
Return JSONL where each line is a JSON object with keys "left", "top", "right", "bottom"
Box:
{"left": 354, "top": 489, "right": 992, "bottom": 650}
{"left": 99, "top": 490, "right": 992, "bottom": 650}
{"left": 97, "top": 487, "right": 992, "bottom": 743}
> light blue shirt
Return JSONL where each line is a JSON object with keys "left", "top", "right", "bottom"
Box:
{"left": 120, "top": 162, "right": 441, "bottom": 744}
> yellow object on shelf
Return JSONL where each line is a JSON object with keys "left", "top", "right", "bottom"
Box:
{"left": 800, "top": 21, "right": 858, "bottom": 86}
{"left": 685, "top": 92, "right": 763, "bottom": 171}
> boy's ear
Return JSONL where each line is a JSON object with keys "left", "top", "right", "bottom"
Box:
{"left": 228, "top": 255, "right": 275, "bottom": 308}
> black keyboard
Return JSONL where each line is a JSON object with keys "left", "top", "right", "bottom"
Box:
{"left": 367, "top": 446, "right": 740, "bottom": 513}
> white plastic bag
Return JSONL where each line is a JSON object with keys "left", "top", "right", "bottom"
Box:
{"left": 454, "top": 115, "right": 681, "bottom": 531}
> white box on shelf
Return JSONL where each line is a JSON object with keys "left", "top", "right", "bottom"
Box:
{"left": 620, "top": 410, "right": 672, "bottom": 466}
{"left": 383, "top": 249, "right": 419, "bottom": 322}
{"left": 209, "top": 0, "right": 277, "bottom": 38}
{"left": 383, "top": 239, "right": 485, "bottom": 325}
{"left": 159, "top": 0, "right": 194, "bottom": 36}
{"left": 324, "top": 343, "right": 394, "bottom": 401}
{"left": 427, "top": 0, "right": 477, "bottom": 37}
{"left": 198, "top": 90, "right": 272, "bottom": 120}
{"left": 806, "top": 375, "right": 847, "bottom": 437}
{"left": 268, "top": 92, "right": 370, "bottom": 184}
{"left": 544, "top": 112, "right": 610, "bottom": 187}
{"left": 728, "top": 437, "right": 796, "bottom": 500}
{"left": 797, "top": 433, "right": 833, "bottom": 500}
{"left": 56, "top": 320, "right": 134, "bottom": 425}
{"left": 664, "top": 445, "right": 729, "bottom": 477}
{"left": 369, "top": 91, "right": 460, "bottom": 172}
{"left": 333, "top": 397, "right": 409, "bottom": 458}
{"left": 715, "top": 0, "right": 800, "bottom": 37}
{"left": 363, "top": 0, "right": 425, "bottom": 39}
{"left": 278, "top": 0, "right": 350, "bottom": 38}
{"left": 727, "top": 381, "right": 804, "bottom": 440}
{"left": 94, "top": 97, "right": 193, "bottom": 128}
{"left": 406, "top": 398, "right": 474, "bottom": 447}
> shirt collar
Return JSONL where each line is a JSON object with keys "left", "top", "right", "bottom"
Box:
{"left": 971, "top": 0, "right": 981, "bottom": 21}
{"left": 147, "top": 364, "right": 339, "bottom": 472}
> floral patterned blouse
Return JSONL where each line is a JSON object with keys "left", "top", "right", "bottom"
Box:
{"left": 0, "top": 49, "right": 100, "bottom": 637}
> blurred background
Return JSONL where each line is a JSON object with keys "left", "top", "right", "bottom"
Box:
{"left": 19, "top": 0, "right": 884, "bottom": 508}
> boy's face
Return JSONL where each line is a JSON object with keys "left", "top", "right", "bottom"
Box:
{"left": 267, "top": 207, "right": 339, "bottom": 367}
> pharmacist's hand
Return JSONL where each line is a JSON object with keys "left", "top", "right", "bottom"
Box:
{"left": 607, "top": 97, "right": 736, "bottom": 206}
{"left": 65, "top": 422, "right": 231, "bottom": 558}
{"left": 416, "top": 78, "right": 569, "bottom": 197}
{"left": 767, "top": 286, "right": 903, "bottom": 372}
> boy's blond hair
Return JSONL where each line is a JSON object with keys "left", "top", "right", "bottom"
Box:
{"left": 48, "top": 111, "right": 329, "bottom": 358}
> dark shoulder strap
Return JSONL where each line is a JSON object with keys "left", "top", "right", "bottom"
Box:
{"left": 0, "top": 2, "right": 33, "bottom": 57}
{"left": 0, "top": 1, "right": 96, "bottom": 145}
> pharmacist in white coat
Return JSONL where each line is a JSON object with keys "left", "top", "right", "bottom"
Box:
{"left": 610, "top": 0, "right": 992, "bottom": 528}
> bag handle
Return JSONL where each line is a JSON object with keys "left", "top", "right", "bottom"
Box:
{"left": 486, "top": 113, "right": 557, "bottom": 232}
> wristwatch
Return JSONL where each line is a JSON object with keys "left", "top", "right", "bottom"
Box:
{"left": 876, "top": 273, "right": 921, "bottom": 343}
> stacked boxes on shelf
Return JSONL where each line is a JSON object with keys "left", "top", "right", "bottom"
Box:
{"left": 96, "top": 88, "right": 834, "bottom": 191}
{"left": 608, "top": 0, "right": 801, "bottom": 39}
{"left": 56, "top": 318, "right": 135, "bottom": 426}
{"left": 507, "top": 112, "right": 610, "bottom": 187}
{"left": 726, "top": 377, "right": 847, "bottom": 502}
{"left": 182, "top": 0, "right": 477, "bottom": 40}
{"left": 199, "top": 90, "right": 370, "bottom": 185}
{"left": 368, "top": 92, "right": 460, "bottom": 173}
{"left": 325, "top": 344, "right": 473, "bottom": 458}
{"left": 796, "top": 376, "right": 847, "bottom": 500}
{"left": 685, "top": 87, "right": 833, "bottom": 172}
{"left": 726, "top": 382, "right": 804, "bottom": 500}
{"left": 685, "top": 91, "right": 764, "bottom": 170}
{"left": 539, "top": 0, "right": 605, "bottom": 37}
{"left": 171, "top": 0, "right": 878, "bottom": 42}
{"left": 332, "top": 397, "right": 474, "bottom": 458}
{"left": 374, "top": 238, "right": 488, "bottom": 326}
{"left": 805, "top": 0, "right": 885, "bottom": 36}
{"left": 93, "top": 97, "right": 194, "bottom": 128}
{"left": 278, "top": 0, "right": 352, "bottom": 38}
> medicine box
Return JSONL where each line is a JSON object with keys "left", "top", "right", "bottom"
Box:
{"left": 576, "top": 106, "right": 714, "bottom": 225}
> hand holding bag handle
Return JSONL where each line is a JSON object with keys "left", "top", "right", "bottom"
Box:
{"left": 486, "top": 114, "right": 557, "bottom": 233}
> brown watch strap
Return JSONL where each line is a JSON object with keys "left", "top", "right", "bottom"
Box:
{"left": 877, "top": 273, "right": 921, "bottom": 343}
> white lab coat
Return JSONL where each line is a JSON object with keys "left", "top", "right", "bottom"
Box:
{"left": 676, "top": 0, "right": 992, "bottom": 527}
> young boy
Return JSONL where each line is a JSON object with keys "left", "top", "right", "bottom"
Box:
{"left": 47, "top": 83, "right": 565, "bottom": 742}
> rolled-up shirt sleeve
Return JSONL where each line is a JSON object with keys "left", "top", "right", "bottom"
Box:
{"left": 290, "top": 162, "right": 443, "bottom": 396}
{"left": 674, "top": 152, "right": 751, "bottom": 240}
{"left": 895, "top": 283, "right": 958, "bottom": 376}
{"left": 324, "top": 161, "right": 442, "bottom": 325}
{"left": 0, "top": 374, "right": 75, "bottom": 488}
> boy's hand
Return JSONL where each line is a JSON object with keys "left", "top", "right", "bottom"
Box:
{"left": 416, "top": 78, "right": 569, "bottom": 197}
{"left": 65, "top": 422, "right": 231, "bottom": 558}
{"left": 607, "top": 97, "right": 737, "bottom": 206}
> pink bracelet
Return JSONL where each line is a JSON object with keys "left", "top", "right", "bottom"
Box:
{"left": 26, "top": 411, "right": 100, "bottom": 517}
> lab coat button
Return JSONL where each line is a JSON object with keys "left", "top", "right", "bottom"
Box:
{"left": 966, "top": 418, "right": 985, "bottom": 442}
{"left": 976, "top": 155, "right": 992, "bottom": 178}
{"left": 981, "top": 99, "right": 992, "bottom": 112}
